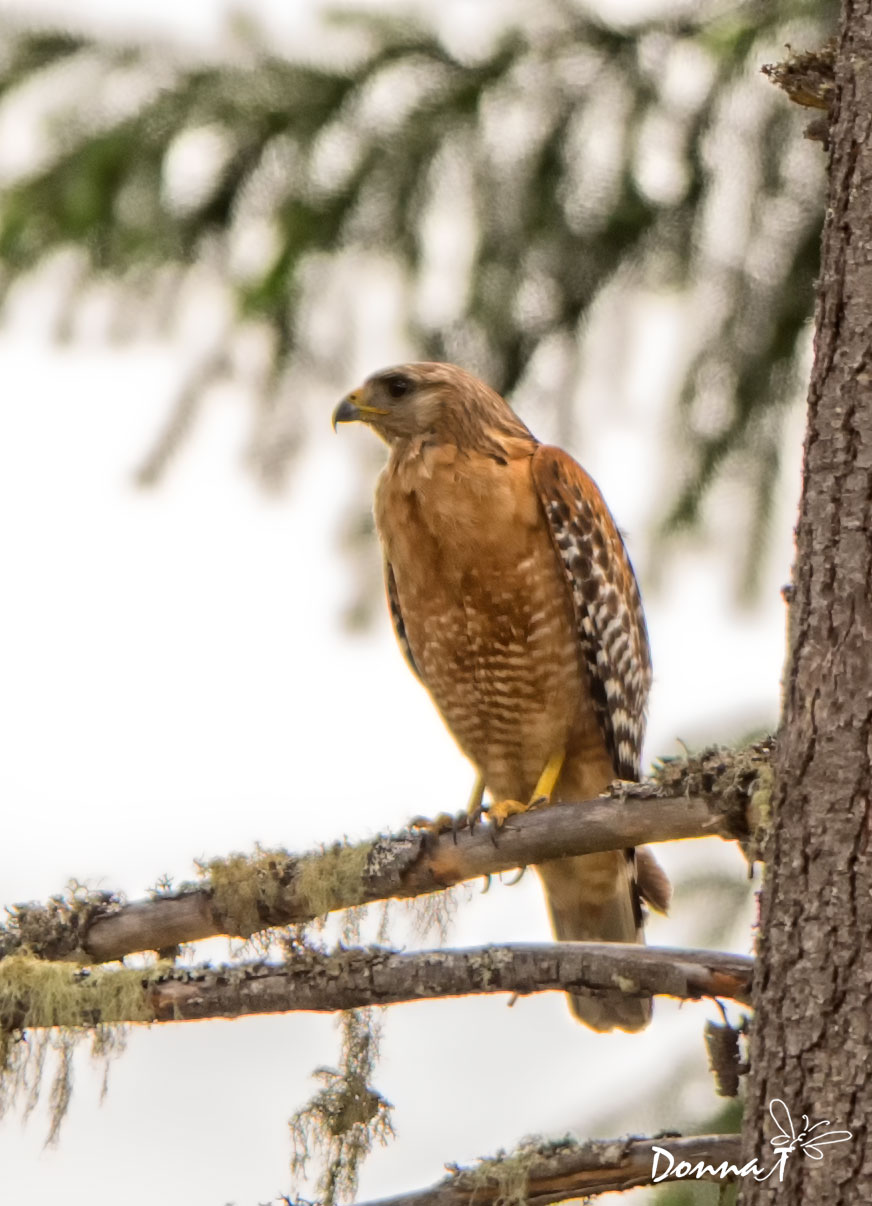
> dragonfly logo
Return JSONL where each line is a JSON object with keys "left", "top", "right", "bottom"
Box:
{"left": 650, "top": 1100, "right": 852, "bottom": 1185}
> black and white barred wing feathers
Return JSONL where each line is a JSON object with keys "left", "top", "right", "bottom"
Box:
{"left": 531, "top": 444, "right": 652, "bottom": 782}
{"left": 384, "top": 561, "right": 423, "bottom": 683}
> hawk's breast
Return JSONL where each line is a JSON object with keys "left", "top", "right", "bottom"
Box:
{"left": 375, "top": 442, "right": 592, "bottom": 800}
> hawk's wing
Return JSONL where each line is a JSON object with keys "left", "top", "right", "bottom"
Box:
{"left": 385, "top": 562, "right": 423, "bottom": 682}
{"left": 531, "top": 444, "right": 652, "bottom": 781}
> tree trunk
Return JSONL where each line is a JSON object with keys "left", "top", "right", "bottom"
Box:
{"left": 741, "top": 5, "right": 872, "bottom": 1201}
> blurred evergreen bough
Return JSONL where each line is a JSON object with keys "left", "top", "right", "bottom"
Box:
{"left": 0, "top": 0, "right": 831, "bottom": 593}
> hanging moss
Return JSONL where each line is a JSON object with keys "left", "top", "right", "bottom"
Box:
{"left": 0, "top": 955, "right": 162, "bottom": 1142}
{"left": 404, "top": 884, "right": 464, "bottom": 946}
{"left": 289, "top": 1008, "right": 394, "bottom": 1204}
{"left": 0, "top": 1024, "right": 131, "bottom": 1145}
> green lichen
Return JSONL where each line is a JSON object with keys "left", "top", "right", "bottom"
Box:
{"left": 205, "top": 847, "right": 295, "bottom": 939}
{"left": 294, "top": 842, "right": 373, "bottom": 919}
{"left": 147, "top": 873, "right": 177, "bottom": 899}
{"left": 204, "top": 840, "right": 375, "bottom": 942}
{"left": 289, "top": 1008, "right": 394, "bottom": 1204}
{"left": 650, "top": 738, "right": 775, "bottom": 843}
{"left": 0, "top": 955, "right": 156, "bottom": 1032}
{"left": 0, "top": 881, "right": 125, "bottom": 961}
{"left": 452, "top": 1136, "right": 579, "bottom": 1206}
{"left": 460, "top": 1149, "right": 531, "bottom": 1206}
{"left": 747, "top": 763, "right": 775, "bottom": 859}
{"left": 0, "top": 955, "right": 161, "bottom": 1142}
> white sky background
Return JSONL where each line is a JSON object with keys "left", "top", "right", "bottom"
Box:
{"left": 0, "top": 1, "right": 807, "bottom": 1204}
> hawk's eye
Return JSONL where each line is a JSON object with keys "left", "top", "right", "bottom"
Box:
{"left": 386, "top": 375, "right": 412, "bottom": 399}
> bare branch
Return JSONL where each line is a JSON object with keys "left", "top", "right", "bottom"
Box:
{"left": 149, "top": 942, "right": 752, "bottom": 1020}
{"left": 353, "top": 1133, "right": 743, "bottom": 1205}
{"left": 1, "top": 943, "right": 752, "bottom": 1032}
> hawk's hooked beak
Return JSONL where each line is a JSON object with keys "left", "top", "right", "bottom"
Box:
{"left": 331, "top": 388, "right": 389, "bottom": 431}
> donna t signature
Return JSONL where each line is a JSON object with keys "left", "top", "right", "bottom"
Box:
{"left": 651, "top": 1099, "right": 853, "bottom": 1184}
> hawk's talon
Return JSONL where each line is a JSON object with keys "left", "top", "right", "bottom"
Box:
{"left": 465, "top": 773, "right": 486, "bottom": 836}
{"left": 409, "top": 812, "right": 455, "bottom": 836}
{"left": 450, "top": 811, "right": 469, "bottom": 844}
{"left": 486, "top": 798, "right": 531, "bottom": 829}
{"left": 410, "top": 810, "right": 470, "bottom": 844}
{"left": 467, "top": 802, "right": 485, "bottom": 835}
{"left": 485, "top": 753, "right": 564, "bottom": 832}
{"left": 410, "top": 773, "right": 486, "bottom": 842}
{"left": 409, "top": 822, "right": 439, "bottom": 855}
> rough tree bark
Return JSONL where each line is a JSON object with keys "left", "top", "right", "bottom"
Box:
{"left": 742, "top": 5, "right": 872, "bottom": 1201}
{"left": 0, "top": 943, "right": 752, "bottom": 1030}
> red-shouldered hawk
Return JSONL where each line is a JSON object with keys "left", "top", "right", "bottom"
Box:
{"left": 333, "top": 362, "right": 669, "bottom": 1031}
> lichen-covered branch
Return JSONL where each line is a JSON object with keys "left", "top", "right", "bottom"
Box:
{"left": 0, "top": 943, "right": 753, "bottom": 1032}
{"left": 1, "top": 742, "right": 769, "bottom": 968}
{"left": 351, "top": 1133, "right": 743, "bottom": 1205}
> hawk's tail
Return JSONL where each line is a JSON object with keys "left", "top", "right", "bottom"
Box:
{"left": 535, "top": 848, "right": 669, "bottom": 1032}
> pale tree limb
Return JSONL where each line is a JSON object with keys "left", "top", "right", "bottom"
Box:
{"left": 0, "top": 943, "right": 752, "bottom": 1031}
{"left": 351, "top": 1133, "right": 744, "bottom": 1205}
{"left": 1, "top": 774, "right": 755, "bottom": 968}
{"left": 149, "top": 942, "right": 753, "bottom": 1020}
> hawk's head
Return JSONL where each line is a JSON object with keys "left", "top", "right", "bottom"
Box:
{"left": 332, "top": 361, "right": 532, "bottom": 449}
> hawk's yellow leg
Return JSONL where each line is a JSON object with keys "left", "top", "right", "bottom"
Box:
{"left": 466, "top": 772, "right": 486, "bottom": 827}
{"left": 488, "top": 750, "right": 566, "bottom": 827}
